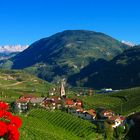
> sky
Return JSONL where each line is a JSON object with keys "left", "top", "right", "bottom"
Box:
{"left": 0, "top": 0, "right": 139, "bottom": 45}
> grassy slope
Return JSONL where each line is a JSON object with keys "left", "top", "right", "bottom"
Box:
{"left": 0, "top": 70, "right": 51, "bottom": 103}
{"left": 19, "top": 109, "right": 103, "bottom": 140}
{"left": 74, "top": 87, "right": 140, "bottom": 115}
{"left": 69, "top": 46, "right": 140, "bottom": 89}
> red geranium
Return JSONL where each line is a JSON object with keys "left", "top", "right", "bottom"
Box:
{"left": 3, "top": 111, "right": 13, "bottom": 120}
{"left": 0, "top": 101, "right": 8, "bottom": 110}
{"left": 0, "top": 110, "right": 5, "bottom": 118}
{"left": 0, "top": 101, "right": 22, "bottom": 140}
{"left": 0, "top": 121, "right": 7, "bottom": 137}
{"left": 10, "top": 116, "right": 22, "bottom": 128}
{"left": 7, "top": 124, "right": 20, "bottom": 140}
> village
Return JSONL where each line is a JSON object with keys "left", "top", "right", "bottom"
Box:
{"left": 14, "top": 79, "right": 127, "bottom": 131}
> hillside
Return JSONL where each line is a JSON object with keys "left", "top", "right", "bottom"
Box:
{"left": 69, "top": 87, "right": 140, "bottom": 115}
{"left": 19, "top": 109, "right": 103, "bottom": 140}
{"left": 68, "top": 46, "right": 140, "bottom": 89}
{"left": 0, "top": 70, "right": 51, "bottom": 103}
{"left": 0, "top": 30, "right": 128, "bottom": 83}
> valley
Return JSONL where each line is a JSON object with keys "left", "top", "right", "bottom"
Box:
{"left": 0, "top": 30, "right": 139, "bottom": 140}
{"left": 0, "top": 69, "right": 139, "bottom": 140}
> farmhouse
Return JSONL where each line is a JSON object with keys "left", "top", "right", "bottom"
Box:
{"left": 64, "top": 98, "right": 75, "bottom": 107}
{"left": 15, "top": 94, "right": 38, "bottom": 112}
{"left": 99, "top": 109, "right": 115, "bottom": 119}
{"left": 68, "top": 106, "right": 96, "bottom": 121}
{"left": 106, "top": 116, "right": 125, "bottom": 128}
{"left": 15, "top": 98, "right": 28, "bottom": 113}
{"left": 19, "top": 94, "right": 36, "bottom": 102}
{"left": 30, "top": 97, "right": 45, "bottom": 106}
{"left": 40, "top": 97, "right": 62, "bottom": 110}
{"left": 41, "top": 98, "right": 56, "bottom": 110}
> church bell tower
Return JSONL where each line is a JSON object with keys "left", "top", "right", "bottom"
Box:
{"left": 60, "top": 79, "right": 65, "bottom": 97}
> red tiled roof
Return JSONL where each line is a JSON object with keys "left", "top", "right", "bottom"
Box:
{"left": 20, "top": 94, "right": 36, "bottom": 99}
{"left": 100, "top": 109, "right": 114, "bottom": 117}
{"left": 16, "top": 98, "right": 28, "bottom": 103}
{"left": 86, "top": 109, "right": 96, "bottom": 117}
{"left": 107, "top": 116, "right": 125, "bottom": 123}
{"left": 65, "top": 99, "right": 74, "bottom": 105}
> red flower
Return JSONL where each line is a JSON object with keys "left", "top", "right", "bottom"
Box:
{"left": 8, "top": 124, "right": 20, "bottom": 140}
{"left": 0, "top": 101, "right": 9, "bottom": 110}
{"left": 10, "top": 116, "right": 22, "bottom": 128}
{"left": 0, "top": 101, "right": 22, "bottom": 139}
{"left": 4, "top": 111, "right": 13, "bottom": 120}
{"left": 0, "top": 121, "right": 7, "bottom": 137}
{"left": 0, "top": 110, "right": 5, "bottom": 118}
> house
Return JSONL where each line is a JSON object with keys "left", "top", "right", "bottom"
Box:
{"left": 19, "top": 94, "right": 36, "bottom": 102}
{"left": 73, "top": 99, "right": 82, "bottom": 107}
{"left": 30, "top": 97, "right": 45, "bottom": 106}
{"left": 68, "top": 107, "right": 96, "bottom": 121}
{"left": 64, "top": 98, "right": 82, "bottom": 108}
{"left": 79, "top": 109, "right": 96, "bottom": 121}
{"left": 15, "top": 98, "right": 28, "bottom": 113}
{"left": 40, "top": 96, "right": 62, "bottom": 110}
{"left": 15, "top": 94, "right": 37, "bottom": 112}
{"left": 51, "top": 96, "right": 62, "bottom": 109}
{"left": 106, "top": 116, "right": 125, "bottom": 128}
{"left": 99, "top": 109, "right": 115, "bottom": 119}
{"left": 64, "top": 98, "right": 75, "bottom": 107}
{"left": 86, "top": 109, "right": 97, "bottom": 120}
{"left": 41, "top": 98, "right": 56, "bottom": 110}
{"left": 68, "top": 106, "right": 84, "bottom": 118}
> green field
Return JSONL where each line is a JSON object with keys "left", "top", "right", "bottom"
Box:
{"left": 19, "top": 109, "right": 103, "bottom": 140}
{"left": 74, "top": 87, "right": 140, "bottom": 115}
{"left": 0, "top": 70, "right": 51, "bottom": 103}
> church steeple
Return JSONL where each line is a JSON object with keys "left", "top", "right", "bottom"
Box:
{"left": 60, "top": 79, "right": 65, "bottom": 97}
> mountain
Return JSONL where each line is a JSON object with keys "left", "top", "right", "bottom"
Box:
{"left": 0, "top": 45, "right": 28, "bottom": 60}
{"left": 0, "top": 52, "right": 19, "bottom": 60}
{"left": 121, "top": 40, "right": 135, "bottom": 47}
{"left": 0, "top": 30, "right": 129, "bottom": 82}
{"left": 68, "top": 45, "right": 140, "bottom": 89}
{"left": 0, "top": 45, "right": 28, "bottom": 53}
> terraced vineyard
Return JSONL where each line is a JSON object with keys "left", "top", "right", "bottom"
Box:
{"left": 80, "top": 94, "right": 123, "bottom": 110}
{"left": 19, "top": 109, "right": 103, "bottom": 140}
{"left": 109, "top": 87, "right": 140, "bottom": 114}
{"left": 76, "top": 87, "right": 140, "bottom": 115}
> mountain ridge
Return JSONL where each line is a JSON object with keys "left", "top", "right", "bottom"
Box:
{"left": 0, "top": 30, "right": 130, "bottom": 85}
{"left": 0, "top": 45, "right": 28, "bottom": 53}
{"left": 68, "top": 45, "right": 140, "bottom": 89}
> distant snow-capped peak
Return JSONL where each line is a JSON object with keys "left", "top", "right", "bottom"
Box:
{"left": 0, "top": 45, "right": 29, "bottom": 53}
{"left": 121, "top": 40, "right": 135, "bottom": 47}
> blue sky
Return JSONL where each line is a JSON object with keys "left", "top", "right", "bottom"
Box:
{"left": 0, "top": 0, "right": 139, "bottom": 45}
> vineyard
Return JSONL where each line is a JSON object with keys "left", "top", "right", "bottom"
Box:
{"left": 109, "top": 87, "right": 140, "bottom": 114}
{"left": 77, "top": 87, "right": 140, "bottom": 115}
{"left": 19, "top": 109, "right": 103, "bottom": 140}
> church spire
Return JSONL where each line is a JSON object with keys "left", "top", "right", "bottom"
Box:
{"left": 60, "top": 79, "right": 65, "bottom": 97}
